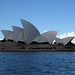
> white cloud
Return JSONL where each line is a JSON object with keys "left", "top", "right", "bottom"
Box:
{"left": 42, "top": 30, "right": 48, "bottom": 33}
{"left": 0, "top": 39, "right": 3, "bottom": 40}
{"left": 57, "top": 32, "right": 75, "bottom": 43}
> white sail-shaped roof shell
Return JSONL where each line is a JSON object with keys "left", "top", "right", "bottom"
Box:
{"left": 55, "top": 37, "right": 74, "bottom": 45}
{"left": 1, "top": 30, "right": 14, "bottom": 41}
{"left": 42, "top": 31, "right": 58, "bottom": 44}
{"left": 62, "top": 37, "right": 74, "bottom": 45}
{"left": 55, "top": 37, "right": 62, "bottom": 44}
{"left": 32, "top": 35, "right": 48, "bottom": 43}
{"left": 20, "top": 19, "right": 40, "bottom": 44}
{"left": 12, "top": 26, "right": 25, "bottom": 43}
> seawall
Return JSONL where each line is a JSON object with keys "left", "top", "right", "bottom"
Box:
{"left": 0, "top": 49, "right": 75, "bottom": 52}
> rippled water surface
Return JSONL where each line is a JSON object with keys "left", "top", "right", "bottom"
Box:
{"left": 0, "top": 52, "right": 75, "bottom": 75}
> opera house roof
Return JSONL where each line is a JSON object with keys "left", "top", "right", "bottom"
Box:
{"left": 55, "top": 37, "right": 74, "bottom": 45}
{"left": 1, "top": 19, "right": 75, "bottom": 45}
{"left": 12, "top": 26, "right": 25, "bottom": 43}
{"left": 1, "top": 30, "right": 14, "bottom": 41}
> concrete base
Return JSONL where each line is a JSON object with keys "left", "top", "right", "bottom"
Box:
{"left": 0, "top": 49, "right": 75, "bottom": 52}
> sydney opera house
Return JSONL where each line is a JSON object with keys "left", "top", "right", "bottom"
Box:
{"left": 0, "top": 19, "right": 75, "bottom": 51}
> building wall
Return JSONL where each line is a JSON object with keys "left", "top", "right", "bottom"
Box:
{"left": 0, "top": 41, "right": 75, "bottom": 50}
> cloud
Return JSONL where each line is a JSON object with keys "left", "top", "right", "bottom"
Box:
{"left": 0, "top": 39, "right": 3, "bottom": 40}
{"left": 42, "top": 30, "right": 48, "bottom": 33}
{"left": 57, "top": 32, "right": 75, "bottom": 43}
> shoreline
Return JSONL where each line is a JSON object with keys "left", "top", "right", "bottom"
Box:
{"left": 0, "top": 49, "right": 75, "bottom": 52}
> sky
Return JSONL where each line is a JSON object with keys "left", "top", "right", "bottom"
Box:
{"left": 0, "top": 0, "right": 75, "bottom": 42}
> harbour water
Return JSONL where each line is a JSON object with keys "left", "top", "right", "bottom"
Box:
{"left": 0, "top": 51, "right": 75, "bottom": 75}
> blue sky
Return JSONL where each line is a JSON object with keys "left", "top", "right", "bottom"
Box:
{"left": 0, "top": 0, "right": 75, "bottom": 39}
